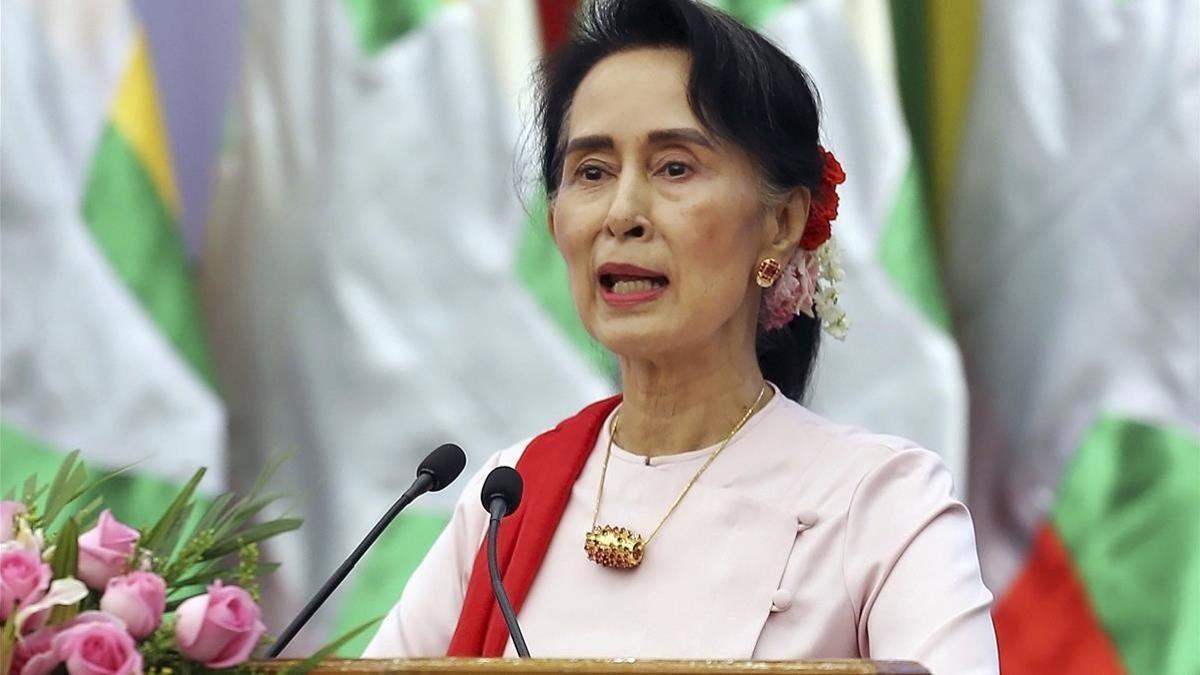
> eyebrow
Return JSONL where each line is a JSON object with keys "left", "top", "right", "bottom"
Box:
{"left": 562, "top": 128, "right": 716, "bottom": 157}
{"left": 647, "top": 128, "right": 715, "bottom": 149}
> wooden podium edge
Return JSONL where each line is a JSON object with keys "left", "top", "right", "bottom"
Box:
{"left": 254, "top": 658, "right": 930, "bottom": 674}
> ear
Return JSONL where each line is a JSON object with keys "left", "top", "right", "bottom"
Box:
{"left": 547, "top": 200, "right": 558, "bottom": 242}
{"left": 762, "top": 186, "right": 811, "bottom": 260}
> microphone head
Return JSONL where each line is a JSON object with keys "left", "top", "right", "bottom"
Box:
{"left": 481, "top": 466, "right": 523, "bottom": 517}
{"left": 418, "top": 443, "right": 467, "bottom": 492}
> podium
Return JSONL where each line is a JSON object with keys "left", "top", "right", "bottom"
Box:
{"left": 258, "top": 659, "right": 930, "bottom": 674}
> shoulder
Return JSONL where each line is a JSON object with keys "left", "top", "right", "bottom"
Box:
{"left": 462, "top": 436, "right": 532, "bottom": 492}
{"left": 751, "top": 395, "right": 957, "bottom": 503}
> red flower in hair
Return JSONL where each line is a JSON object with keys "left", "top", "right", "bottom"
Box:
{"left": 799, "top": 147, "right": 845, "bottom": 251}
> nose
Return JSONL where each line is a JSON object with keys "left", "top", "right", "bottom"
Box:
{"left": 604, "top": 173, "right": 652, "bottom": 240}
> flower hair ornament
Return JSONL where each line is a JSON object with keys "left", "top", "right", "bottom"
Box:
{"left": 758, "top": 146, "right": 849, "bottom": 339}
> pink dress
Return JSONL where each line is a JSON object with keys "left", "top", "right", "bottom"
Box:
{"left": 364, "top": 386, "right": 999, "bottom": 674}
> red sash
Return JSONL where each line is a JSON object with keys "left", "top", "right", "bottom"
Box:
{"left": 446, "top": 396, "right": 622, "bottom": 657}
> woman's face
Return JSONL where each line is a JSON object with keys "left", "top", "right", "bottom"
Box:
{"left": 550, "top": 47, "right": 778, "bottom": 361}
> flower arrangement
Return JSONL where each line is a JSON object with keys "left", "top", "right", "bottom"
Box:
{"left": 761, "top": 145, "right": 850, "bottom": 339}
{"left": 0, "top": 452, "right": 369, "bottom": 675}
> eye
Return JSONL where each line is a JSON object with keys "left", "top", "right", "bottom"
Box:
{"left": 659, "top": 161, "right": 691, "bottom": 178}
{"left": 581, "top": 166, "right": 605, "bottom": 181}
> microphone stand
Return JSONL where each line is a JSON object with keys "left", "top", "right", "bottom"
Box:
{"left": 487, "top": 501, "right": 530, "bottom": 657}
{"left": 266, "top": 473, "right": 433, "bottom": 657}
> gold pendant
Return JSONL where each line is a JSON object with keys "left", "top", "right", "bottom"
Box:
{"left": 584, "top": 524, "right": 646, "bottom": 569}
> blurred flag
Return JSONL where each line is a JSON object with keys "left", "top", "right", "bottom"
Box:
{"left": 944, "top": 1, "right": 1200, "bottom": 673}
{"left": 202, "top": 0, "right": 611, "bottom": 652}
{"left": 0, "top": 0, "right": 224, "bottom": 508}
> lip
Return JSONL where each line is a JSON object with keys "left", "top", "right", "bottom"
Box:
{"left": 596, "top": 262, "right": 669, "bottom": 307}
{"left": 596, "top": 262, "right": 667, "bottom": 279}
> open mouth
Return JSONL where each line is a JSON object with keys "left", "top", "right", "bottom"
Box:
{"left": 599, "top": 273, "right": 670, "bottom": 294}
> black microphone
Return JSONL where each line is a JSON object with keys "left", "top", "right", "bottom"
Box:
{"left": 267, "top": 443, "right": 467, "bottom": 657}
{"left": 480, "top": 466, "right": 530, "bottom": 657}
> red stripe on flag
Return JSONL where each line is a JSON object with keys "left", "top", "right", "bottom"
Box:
{"left": 538, "top": 0, "right": 578, "bottom": 53}
{"left": 994, "top": 524, "right": 1127, "bottom": 675}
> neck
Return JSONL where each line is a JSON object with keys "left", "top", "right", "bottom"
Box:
{"left": 614, "top": 341, "right": 771, "bottom": 458}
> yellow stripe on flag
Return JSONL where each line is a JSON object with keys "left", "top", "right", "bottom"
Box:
{"left": 926, "top": 0, "right": 979, "bottom": 227}
{"left": 110, "top": 31, "right": 180, "bottom": 216}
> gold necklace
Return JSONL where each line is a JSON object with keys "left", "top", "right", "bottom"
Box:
{"left": 584, "top": 382, "right": 769, "bottom": 569}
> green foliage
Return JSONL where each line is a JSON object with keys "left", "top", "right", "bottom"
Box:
{"left": 46, "top": 519, "right": 82, "bottom": 624}
{"left": 202, "top": 519, "right": 303, "bottom": 561}
{"left": 48, "top": 518, "right": 79, "bottom": 579}
{"left": 138, "top": 617, "right": 180, "bottom": 670}
{"left": 142, "top": 468, "right": 206, "bottom": 552}
{"left": 2, "top": 452, "right": 307, "bottom": 675}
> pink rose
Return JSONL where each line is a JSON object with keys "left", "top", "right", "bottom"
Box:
{"left": 76, "top": 510, "right": 139, "bottom": 590}
{"left": 51, "top": 612, "right": 143, "bottom": 675}
{"left": 174, "top": 581, "right": 266, "bottom": 668}
{"left": 0, "top": 548, "right": 52, "bottom": 621}
{"left": 1, "top": 500, "right": 27, "bottom": 541}
{"left": 11, "top": 627, "right": 57, "bottom": 675}
{"left": 99, "top": 572, "right": 166, "bottom": 639}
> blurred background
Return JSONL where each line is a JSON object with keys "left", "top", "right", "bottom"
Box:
{"left": 1, "top": 0, "right": 1197, "bottom": 672}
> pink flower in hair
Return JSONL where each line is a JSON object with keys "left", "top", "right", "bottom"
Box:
{"left": 761, "top": 251, "right": 818, "bottom": 330}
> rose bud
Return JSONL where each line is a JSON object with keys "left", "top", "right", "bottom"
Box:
{"left": 76, "top": 510, "right": 139, "bottom": 590}
{"left": 99, "top": 572, "right": 166, "bottom": 639}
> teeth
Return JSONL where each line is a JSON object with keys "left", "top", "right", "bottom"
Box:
{"left": 611, "top": 278, "right": 664, "bottom": 294}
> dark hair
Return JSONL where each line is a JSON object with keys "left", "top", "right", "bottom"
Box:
{"left": 535, "top": 0, "right": 823, "bottom": 402}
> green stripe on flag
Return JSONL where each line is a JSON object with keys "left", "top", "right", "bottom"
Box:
{"left": 343, "top": 0, "right": 442, "bottom": 55}
{"left": 332, "top": 510, "right": 451, "bottom": 656}
{"left": 889, "top": 0, "right": 933, "bottom": 189}
{"left": 879, "top": 163, "right": 951, "bottom": 331}
{"left": 0, "top": 423, "right": 188, "bottom": 530}
{"left": 514, "top": 196, "right": 617, "bottom": 380}
{"left": 1051, "top": 415, "right": 1200, "bottom": 675}
{"left": 81, "top": 124, "right": 214, "bottom": 387}
{"left": 711, "top": 0, "right": 790, "bottom": 28}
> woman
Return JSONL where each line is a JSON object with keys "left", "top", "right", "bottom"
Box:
{"left": 365, "top": 0, "right": 998, "bottom": 672}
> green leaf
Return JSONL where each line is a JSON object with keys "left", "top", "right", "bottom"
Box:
{"left": 21, "top": 474, "right": 38, "bottom": 503}
{"left": 278, "top": 616, "right": 383, "bottom": 675}
{"left": 0, "top": 610, "right": 17, "bottom": 675}
{"left": 250, "top": 451, "right": 292, "bottom": 500}
{"left": 214, "top": 493, "right": 286, "bottom": 541}
{"left": 209, "top": 452, "right": 291, "bottom": 539}
{"left": 66, "top": 462, "right": 88, "bottom": 498}
{"left": 67, "top": 463, "right": 137, "bottom": 509}
{"left": 193, "top": 492, "right": 234, "bottom": 536}
{"left": 158, "top": 502, "right": 196, "bottom": 561}
{"left": 73, "top": 496, "right": 106, "bottom": 529}
{"left": 142, "top": 468, "right": 206, "bottom": 552}
{"left": 47, "top": 521, "right": 88, "bottom": 625}
{"left": 174, "top": 562, "right": 280, "bottom": 589}
{"left": 40, "top": 450, "right": 82, "bottom": 525}
{"left": 44, "top": 462, "right": 90, "bottom": 529}
{"left": 165, "top": 589, "right": 207, "bottom": 612}
{"left": 46, "top": 451, "right": 79, "bottom": 494}
{"left": 47, "top": 516, "right": 80, "bottom": 595}
{"left": 203, "top": 518, "right": 301, "bottom": 560}
{"left": 230, "top": 493, "right": 286, "bottom": 523}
